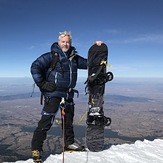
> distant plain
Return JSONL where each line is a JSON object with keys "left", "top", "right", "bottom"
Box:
{"left": 0, "top": 77, "right": 163, "bottom": 162}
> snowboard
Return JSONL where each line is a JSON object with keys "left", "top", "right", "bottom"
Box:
{"left": 85, "top": 43, "right": 113, "bottom": 152}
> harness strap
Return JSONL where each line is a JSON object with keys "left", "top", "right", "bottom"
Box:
{"left": 40, "top": 93, "right": 43, "bottom": 105}
{"left": 56, "top": 87, "right": 79, "bottom": 97}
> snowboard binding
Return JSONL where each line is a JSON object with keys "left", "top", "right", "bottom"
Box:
{"left": 89, "top": 71, "right": 113, "bottom": 85}
{"left": 86, "top": 107, "right": 111, "bottom": 126}
{"left": 85, "top": 71, "right": 113, "bottom": 89}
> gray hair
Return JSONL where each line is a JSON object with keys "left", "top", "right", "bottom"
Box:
{"left": 58, "top": 31, "right": 72, "bottom": 42}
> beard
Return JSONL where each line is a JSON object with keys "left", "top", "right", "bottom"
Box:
{"left": 61, "top": 47, "right": 69, "bottom": 52}
{"left": 58, "top": 41, "right": 71, "bottom": 52}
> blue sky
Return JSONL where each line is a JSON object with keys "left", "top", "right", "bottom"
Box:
{"left": 0, "top": 0, "right": 163, "bottom": 78}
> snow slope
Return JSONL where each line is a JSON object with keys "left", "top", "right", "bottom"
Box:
{"left": 3, "top": 139, "right": 163, "bottom": 163}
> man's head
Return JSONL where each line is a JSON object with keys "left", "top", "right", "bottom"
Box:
{"left": 58, "top": 31, "right": 72, "bottom": 52}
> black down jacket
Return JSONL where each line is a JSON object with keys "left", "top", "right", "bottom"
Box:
{"left": 31, "top": 42, "right": 87, "bottom": 98}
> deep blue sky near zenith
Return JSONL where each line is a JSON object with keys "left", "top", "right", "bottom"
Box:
{"left": 0, "top": 0, "right": 163, "bottom": 78}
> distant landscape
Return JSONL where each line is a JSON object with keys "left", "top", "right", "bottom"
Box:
{"left": 0, "top": 77, "right": 163, "bottom": 162}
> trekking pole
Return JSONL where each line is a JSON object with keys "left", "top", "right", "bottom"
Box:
{"left": 61, "top": 105, "right": 65, "bottom": 163}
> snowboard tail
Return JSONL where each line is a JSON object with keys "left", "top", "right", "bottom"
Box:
{"left": 85, "top": 43, "right": 113, "bottom": 152}
{"left": 86, "top": 125, "right": 104, "bottom": 152}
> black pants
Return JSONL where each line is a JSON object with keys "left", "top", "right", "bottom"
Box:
{"left": 31, "top": 97, "right": 75, "bottom": 151}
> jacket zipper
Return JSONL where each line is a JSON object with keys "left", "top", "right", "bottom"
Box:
{"left": 63, "top": 53, "right": 72, "bottom": 88}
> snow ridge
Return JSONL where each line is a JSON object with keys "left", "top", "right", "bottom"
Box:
{"left": 3, "top": 139, "right": 163, "bottom": 163}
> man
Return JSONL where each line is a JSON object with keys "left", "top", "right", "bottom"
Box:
{"left": 31, "top": 31, "right": 102, "bottom": 162}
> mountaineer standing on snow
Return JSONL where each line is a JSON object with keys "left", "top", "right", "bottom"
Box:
{"left": 30, "top": 31, "right": 102, "bottom": 162}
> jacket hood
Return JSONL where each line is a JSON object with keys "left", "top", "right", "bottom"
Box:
{"left": 51, "top": 42, "right": 60, "bottom": 52}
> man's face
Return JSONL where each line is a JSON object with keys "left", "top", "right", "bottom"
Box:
{"left": 58, "top": 35, "right": 71, "bottom": 52}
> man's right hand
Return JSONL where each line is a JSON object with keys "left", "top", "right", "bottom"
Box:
{"left": 37, "top": 81, "right": 56, "bottom": 92}
{"left": 95, "top": 41, "right": 103, "bottom": 46}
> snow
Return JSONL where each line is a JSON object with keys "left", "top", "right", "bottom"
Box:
{"left": 3, "top": 139, "right": 163, "bottom": 163}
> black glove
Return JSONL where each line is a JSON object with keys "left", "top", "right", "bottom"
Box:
{"left": 37, "top": 81, "right": 56, "bottom": 92}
